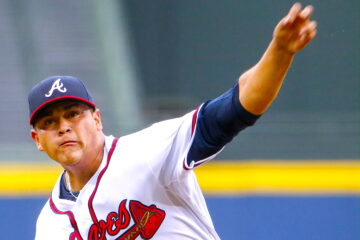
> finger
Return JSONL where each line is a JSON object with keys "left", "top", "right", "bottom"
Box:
{"left": 299, "top": 5, "right": 314, "bottom": 21}
{"left": 290, "top": 5, "right": 314, "bottom": 29}
{"left": 281, "top": 3, "right": 302, "bottom": 27}
{"left": 308, "top": 29, "right": 317, "bottom": 41}
{"left": 282, "top": 5, "right": 315, "bottom": 34}
{"left": 286, "top": 3, "right": 302, "bottom": 24}
{"left": 298, "top": 28, "right": 317, "bottom": 49}
{"left": 299, "top": 21, "right": 317, "bottom": 36}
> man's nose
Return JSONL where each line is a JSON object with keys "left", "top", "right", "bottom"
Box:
{"left": 58, "top": 118, "right": 71, "bottom": 134}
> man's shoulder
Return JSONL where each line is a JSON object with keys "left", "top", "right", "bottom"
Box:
{"left": 122, "top": 110, "right": 196, "bottom": 139}
{"left": 105, "top": 110, "right": 196, "bottom": 158}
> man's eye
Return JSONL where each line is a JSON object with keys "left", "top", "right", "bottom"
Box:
{"left": 44, "top": 119, "right": 55, "bottom": 126}
{"left": 68, "top": 111, "right": 80, "bottom": 118}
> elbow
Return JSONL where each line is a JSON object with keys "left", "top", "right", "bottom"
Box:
{"left": 239, "top": 87, "right": 278, "bottom": 115}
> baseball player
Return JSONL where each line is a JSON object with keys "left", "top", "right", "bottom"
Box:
{"left": 29, "top": 3, "right": 316, "bottom": 239}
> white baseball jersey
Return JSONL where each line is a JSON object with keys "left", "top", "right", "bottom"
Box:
{"left": 35, "top": 108, "right": 222, "bottom": 240}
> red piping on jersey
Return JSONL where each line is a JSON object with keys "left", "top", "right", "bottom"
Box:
{"left": 191, "top": 106, "right": 200, "bottom": 136}
{"left": 184, "top": 107, "right": 200, "bottom": 170}
{"left": 88, "top": 137, "right": 119, "bottom": 226}
{"left": 49, "top": 197, "right": 83, "bottom": 240}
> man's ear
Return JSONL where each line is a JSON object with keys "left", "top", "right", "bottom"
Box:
{"left": 93, "top": 109, "right": 103, "bottom": 131}
{"left": 30, "top": 129, "right": 44, "bottom": 152}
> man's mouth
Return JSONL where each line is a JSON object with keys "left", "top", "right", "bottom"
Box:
{"left": 60, "top": 141, "right": 77, "bottom": 146}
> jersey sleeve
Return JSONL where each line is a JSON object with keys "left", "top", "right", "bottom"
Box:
{"left": 184, "top": 82, "right": 261, "bottom": 169}
{"left": 146, "top": 111, "right": 196, "bottom": 185}
{"left": 146, "top": 82, "right": 261, "bottom": 186}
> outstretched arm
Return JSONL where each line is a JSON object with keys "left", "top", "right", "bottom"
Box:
{"left": 186, "top": 3, "right": 317, "bottom": 166}
{"left": 239, "top": 3, "right": 317, "bottom": 115}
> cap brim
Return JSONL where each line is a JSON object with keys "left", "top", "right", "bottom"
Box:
{"left": 29, "top": 96, "right": 96, "bottom": 125}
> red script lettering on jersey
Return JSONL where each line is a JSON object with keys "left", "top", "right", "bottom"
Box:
{"left": 88, "top": 200, "right": 166, "bottom": 240}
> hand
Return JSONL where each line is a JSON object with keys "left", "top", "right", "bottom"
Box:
{"left": 273, "top": 3, "right": 317, "bottom": 54}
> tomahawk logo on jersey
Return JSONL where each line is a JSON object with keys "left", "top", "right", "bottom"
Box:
{"left": 87, "top": 200, "right": 165, "bottom": 240}
{"left": 50, "top": 198, "right": 166, "bottom": 240}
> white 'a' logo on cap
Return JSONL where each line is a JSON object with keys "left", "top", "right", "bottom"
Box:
{"left": 45, "top": 78, "right": 67, "bottom": 97}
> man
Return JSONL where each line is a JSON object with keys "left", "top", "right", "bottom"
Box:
{"left": 30, "top": 3, "right": 316, "bottom": 239}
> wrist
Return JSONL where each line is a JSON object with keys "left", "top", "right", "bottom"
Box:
{"left": 266, "top": 39, "right": 297, "bottom": 62}
{"left": 270, "top": 38, "right": 297, "bottom": 56}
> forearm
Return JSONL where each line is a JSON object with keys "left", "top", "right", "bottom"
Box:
{"left": 238, "top": 3, "right": 316, "bottom": 115}
{"left": 238, "top": 40, "right": 295, "bottom": 115}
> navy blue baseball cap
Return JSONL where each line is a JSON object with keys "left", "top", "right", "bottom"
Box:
{"left": 28, "top": 76, "right": 96, "bottom": 125}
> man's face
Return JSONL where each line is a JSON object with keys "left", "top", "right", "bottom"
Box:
{"left": 31, "top": 101, "right": 103, "bottom": 167}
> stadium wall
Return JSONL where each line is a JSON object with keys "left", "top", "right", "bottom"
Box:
{"left": 0, "top": 161, "right": 359, "bottom": 240}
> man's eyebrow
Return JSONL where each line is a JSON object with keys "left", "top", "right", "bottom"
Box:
{"left": 37, "top": 109, "right": 53, "bottom": 119}
{"left": 63, "top": 103, "right": 80, "bottom": 110}
{"left": 37, "top": 103, "right": 81, "bottom": 120}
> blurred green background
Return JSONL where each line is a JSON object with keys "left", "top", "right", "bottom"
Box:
{"left": 0, "top": 0, "right": 358, "bottom": 161}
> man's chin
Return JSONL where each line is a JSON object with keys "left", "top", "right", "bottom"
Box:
{"left": 54, "top": 152, "right": 83, "bottom": 166}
